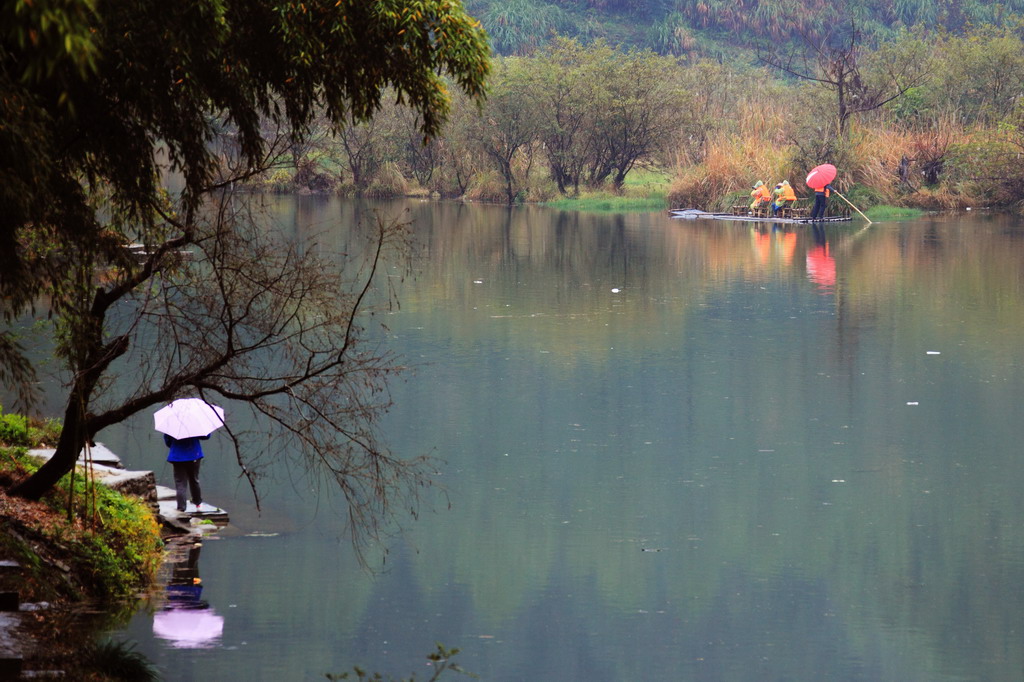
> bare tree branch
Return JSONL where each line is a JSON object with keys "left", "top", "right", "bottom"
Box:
{"left": 759, "top": 22, "right": 929, "bottom": 136}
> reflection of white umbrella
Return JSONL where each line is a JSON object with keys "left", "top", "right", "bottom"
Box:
{"left": 153, "top": 607, "right": 224, "bottom": 648}
{"left": 154, "top": 399, "right": 225, "bottom": 440}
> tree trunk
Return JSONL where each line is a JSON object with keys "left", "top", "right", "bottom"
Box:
{"left": 613, "top": 164, "right": 631, "bottom": 191}
{"left": 11, "top": 389, "right": 88, "bottom": 500}
{"left": 551, "top": 162, "right": 568, "bottom": 195}
{"left": 11, "top": 294, "right": 127, "bottom": 500}
{"left": 837, "top": 79, "right": 848, "bottom": 137}
{"left": 500, "top": 157, "right": 516, "bottom": 204}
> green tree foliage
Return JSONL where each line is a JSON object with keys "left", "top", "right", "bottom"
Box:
{"left": 945, "top": 110, "right": 1024, "bottom": 208}
{"left": 760, "top": 22, "right": 929, "bottom": 137}
{"left": 468, "top": 57, "right": 539, "bottom": 203}
{"left": 271, "top": 20, "right": 1024, "bottom": 211}
{"left": 1, "top": 0, "right": 490, "bottom": 517}
{"left": 582, "top": 44, "right": 689, "bottom": 188}
{"left": 918, "top": 27, "right": 1024, "bottom": 126}
{"left": 524, "top": 37, "right": 601, "bottom": 195}
{"left": 427, "top": 87, "right": 489, "bottom": 197}
{"left": 463, "top": 40, "right": 689, "bottom": 202}
{"left": 1, "top": 0, "right": 489, "bottom": 348}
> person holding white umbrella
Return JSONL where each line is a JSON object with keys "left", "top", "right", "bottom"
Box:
{"left": 154, "top": 398, "right": 226, "bottom": 514}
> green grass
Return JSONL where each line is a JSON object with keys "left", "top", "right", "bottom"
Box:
{"left": 864, "top": 205, "right": 926, "bottom": 220}
{"left": 541, "top": 167, "right": 671, "bottom": 213}
{"left": 622, "top": 167, "right": 673, "bottom": 190}
{"left": 543, "top": 192, "right": 668, "bottom": 213}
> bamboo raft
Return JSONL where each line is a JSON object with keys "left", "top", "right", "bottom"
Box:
{"left": 670, "top": 207, "right": 853, "bottom": 224}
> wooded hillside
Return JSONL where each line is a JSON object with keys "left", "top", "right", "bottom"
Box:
{"left": 465, "top": 0, "right": 1024, "bottom": 56}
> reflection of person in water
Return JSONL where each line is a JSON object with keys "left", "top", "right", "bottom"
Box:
{"left": 166, "top": 542, "right": 204, "bottom": 603}
{"left": 812, "top": 223, "right": 827, "bottom": 246}
{"left": 806, "top": 227, "right": 836, "bottom": 291}
{"left": 771, "top": 226, "right": 798, "bottom": 265}
{"left": 153, "top": 540, "right": 224, "bottom": 649}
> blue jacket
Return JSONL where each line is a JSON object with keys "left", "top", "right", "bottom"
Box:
{"left": 164, "top": 434, "right": 209, "bottom": 462}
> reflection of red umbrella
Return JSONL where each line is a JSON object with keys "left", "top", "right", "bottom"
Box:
{"left": 154, "top": 398, "right": 225, "bottom": 440}
{"left": 806, "top": 245, "right": 836, "bottom": 290}
{"left": 153, "top": 607, "right": 224, "bottom": 648}
{"left": 806, "top": 164, "right": 837, "bottom": 190}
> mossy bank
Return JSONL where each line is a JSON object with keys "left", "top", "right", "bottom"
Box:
{"left": 0, "top": 409, "right": 163, "bottom": 678}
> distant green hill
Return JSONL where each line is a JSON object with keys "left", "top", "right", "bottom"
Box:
{"left": 465, "top": 0, "right": 1024, "bottom": 56}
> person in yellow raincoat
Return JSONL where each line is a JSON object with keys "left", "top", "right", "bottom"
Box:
{"left": 750, "top": 180, "right": 772, "bottom": 212}
{"left": 772, "top": 180, "right": 797, "bottom": 215}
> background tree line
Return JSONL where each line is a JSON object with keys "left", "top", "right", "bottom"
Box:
{"left": 264, "top": 24, "right": 1024, "bottom": 211}
{"left": 258, "top": 37, "right": 690, "bottom": 203}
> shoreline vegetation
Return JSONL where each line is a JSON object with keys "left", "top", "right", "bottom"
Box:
{"left": 0, "top": 408, "right": 163, "bottom": 679}
{"left": 0, "top": 408, "right": 465, "bottom": 681}
{"left": 242, "top": 27, "right": 1024, "bottom": 216}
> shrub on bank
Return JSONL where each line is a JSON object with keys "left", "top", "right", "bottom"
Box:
{"left": 945, "top": 134, "right": 1024, "bottom": 209}
{"left": 464, "top": 170, "right": 509, "bottom": 203}
{"left": 524, "top": 177, "right": 560, "bottom": 203}
{"left": 841, "top": 184, "right": 886, "bottom": 210}
{"left": 0, "top": 445, "right": 162, "bottom": 603}
{"left": 902, "top": 185, "right": 978, "bottom": 210}
{"left": 246, "top": 167, "right": 297, "bottom": 193}
{"left": 0, "top": 412, "right": 28, "bottom": 446}
{"left": 364, "top": 162, "right": 410, "bottom": 198}
{"left": 0, "top": 405, "right": 62, "bottom": 449}
{"left": 666, "top": 106, "right": 1024, "bottom": 213}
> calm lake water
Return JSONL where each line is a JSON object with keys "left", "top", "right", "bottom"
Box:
{"left": 91, "top": 198, "right": 1024, "bottom": 681}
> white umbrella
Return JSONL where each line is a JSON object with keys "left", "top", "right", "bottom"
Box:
{"left": 154, "top": 398, "right": 225, "bottom": 440}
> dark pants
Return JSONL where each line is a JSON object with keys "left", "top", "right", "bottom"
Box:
{"left": 811, "top": 193, "right": 828, "bottom": 219}
{"left": 172, "top": 459, "right": 202, "bottom": 511}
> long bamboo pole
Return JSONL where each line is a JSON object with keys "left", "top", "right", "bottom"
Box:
{"left": 832, "top": 190, "right": 873, "bottom": 224}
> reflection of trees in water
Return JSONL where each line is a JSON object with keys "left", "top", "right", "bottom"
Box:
{"left": 380, "top": 207, "right": 1024, "bottom": 679}
{"left": 233, "top": 200, "right": 1024, "bottom": 679}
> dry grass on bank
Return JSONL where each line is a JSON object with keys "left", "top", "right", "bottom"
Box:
{"left": 667, "top": 95, "right": 799, "bottom": 210}
{"left": 668, "top": 135, "right": 796, "bottom": 210}
{"left": 848, "top": 117, "right": 971, "bottom": 206}
{"left": 668, "top": 112, "right": 1006, "bottom": 212}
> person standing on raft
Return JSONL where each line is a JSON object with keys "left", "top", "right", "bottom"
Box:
{"left": 811, "top": 183, "right": 834, "bottom": 220}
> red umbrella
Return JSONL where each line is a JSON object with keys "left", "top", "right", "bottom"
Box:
{"left": 806, "top": 164, "right": 837, "bottom": 190}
